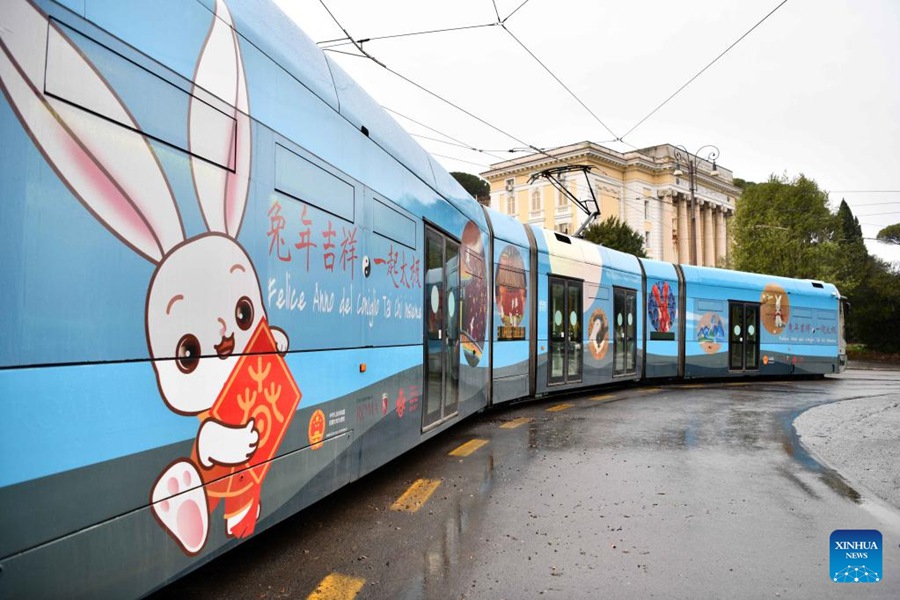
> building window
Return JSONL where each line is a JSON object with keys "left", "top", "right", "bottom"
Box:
{"left": 505, "top": 178, "right": 515, "bottom": 192}
{"left": 557, "top": 187, "right": 567, "bottom": 207}
{"left": 506, "top": 194, "right": 516, "bottom": 215}
{"left": 531, "top": 188, "right": 542, "bottom": 213}
{"left": 644, "top": 199, "right": 650, "bottom": 219}
{"left": 557, "top": 223, "right": 569, "bottom": 235}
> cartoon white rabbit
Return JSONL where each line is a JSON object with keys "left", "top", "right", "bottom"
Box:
{"left": 774, "top": 294, "right": 785, "bottom": 329}
{"left": 0, "top": 0, "right": 291, "bottom": 554}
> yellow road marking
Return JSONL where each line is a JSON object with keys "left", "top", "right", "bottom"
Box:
{"left": 635, "top": 387, "right": 661, "bottom": 393}
{"left": 726, "top": 382, "right": 752, "bottom": 386}
{"left": 681, "top": 384, "right": 706, "bottom": 389}
{"left": 547, "top": 403, "right": 573, "bottom": 412}
{"left": 307, "top": 573, "right": 366, "bottom": 600}
{"left": 591, "top": 394, "right": 616, "bottom": 402}
{"left": 500, "top": 417, "right": 533, "bottom": 429}
{"left": 391, "top": 478, "right": 442, "bottom": 512}
{"left": 449, "top": 438, "right": 489, "bottom": 457}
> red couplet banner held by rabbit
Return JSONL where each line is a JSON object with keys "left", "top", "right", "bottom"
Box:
{"left": 192, "top": 318, "right": 301, "bottom": 536}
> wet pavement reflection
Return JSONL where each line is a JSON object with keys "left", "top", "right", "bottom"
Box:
{"left": 154, "top": 370, "right": 900, "bottom": 599}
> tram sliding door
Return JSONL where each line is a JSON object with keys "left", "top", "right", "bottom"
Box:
{"left": 729, "top": 301, "right": 760, "bottom": 371}
{"left": 424, "top": 227, "right": 460, "bottom": 430}
{"left": 613, "top": 287, "right": 637, "bottom": 377}
{"left": 548, "top": 277, "right": 583, "bottom": 385}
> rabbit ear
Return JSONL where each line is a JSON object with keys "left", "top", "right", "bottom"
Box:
{"left": 190, "top": 0, "right": 251, "bottom": 239}
{"left": 0, "top": 0, "right": 185, "bottom": 263}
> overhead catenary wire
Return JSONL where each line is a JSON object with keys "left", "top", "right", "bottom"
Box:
{"left": 383, "top": 106, "right": 509, "bottom": 160}
{"left": 429, "top": 152, "right": 495, "bottom": 169}
{"left": 314, "top": 0, "right": 727, "bottom": 238}
{"left": 620, "top": 0, "right": 790, "bottom": 142}
{"left": 503, "top": 0, "right": 534, "bottom": 23}
{"left": 314, "top": 6, "right": 518, "bottom": 171}
{"left": 317, "top": 0, "right": 535, "bottom": 48}
{"left": 410, "top": 133, "right": 515, "bottom": 157}
{"left": 317, "top": 0, "right": 620, "bottom": 159}
{"left": 500, "top": 24, "right": 619, "bottom": 141}
{"left": 316, "top": 0, "right": 567, "bottom": 169}
{"left": 833, "top": 201, "right": 900, "bottom": 207}
{"left": 490, "top": 0, "right": 502, "bottom": 23}
{"left": 317, "top": 22, "right": 500, "bottom": 49}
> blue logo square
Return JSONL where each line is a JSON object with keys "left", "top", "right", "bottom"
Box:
{"left": 830, "top": 529, "right": 882, "bottom": 583}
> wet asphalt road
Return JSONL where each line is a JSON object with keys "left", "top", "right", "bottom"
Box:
{"left": 153, "top": 370, "right": 900, "bottom": 599}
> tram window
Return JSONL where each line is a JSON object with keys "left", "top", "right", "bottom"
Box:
{"left": 276, "top": 144, "right": 355, "bottom": 224}
{"left": 46, "top": 22, "right": 236, "bottom": 170}
{"left": 373, "top": 198, "right": 415, "bottom": 250}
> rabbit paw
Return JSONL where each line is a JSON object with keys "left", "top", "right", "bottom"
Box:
{"left": 151, "top": 460, "right": 209, "bottom": 555}
{"left": 198, "top": 419, "right": 258, "bottom": 468}
{"left": 271, "top": 326, "right": 289, "bottom": 355}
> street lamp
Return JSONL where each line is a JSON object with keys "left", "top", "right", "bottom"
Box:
{"left": 673, "top": 145, "right": 720, "bottom": 266}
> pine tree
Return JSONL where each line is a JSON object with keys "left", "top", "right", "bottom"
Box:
{"left": 833, "top": 199, "right": 871, "bottom": 298}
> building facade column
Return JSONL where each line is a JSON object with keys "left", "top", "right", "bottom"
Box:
{"left": 695, "top": 201, "right": 703, "bottom": 266}
{"left": 661, "top": 193, "right": 674, "bottom": 262}
{"left": 677, "top": 195, "right": 689, "bottom": 264}
{"left": 716, "top": 208, "right": 727, "bottom": 266}
{"left": 724, "top": 209, "right": 733, "bottom": 263}
{"left": 704, "top": 203, "right": 714, "bottom": 266}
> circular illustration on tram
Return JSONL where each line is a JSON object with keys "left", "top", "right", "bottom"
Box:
{"left": 760, "top": 283, "right": 790, "bottom": 335}
{"left": 588, "top": 308, "right": 610, "bottom": 360}
{"left": 697, "top": 312, "right": 726, "bottom": 354}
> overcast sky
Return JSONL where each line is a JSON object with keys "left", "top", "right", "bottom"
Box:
{"left": 272, "top": 0, "right": 900, "bottom": 265}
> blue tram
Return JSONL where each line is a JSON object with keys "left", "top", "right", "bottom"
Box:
{"left": 0, "top": 0, "right": 846, "bottom": 596}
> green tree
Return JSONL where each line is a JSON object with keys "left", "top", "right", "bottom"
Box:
{"left": 581, "top": 216, "right": 647, "bottom": 258}
{"left": 833, "top": 199, "right": 871, "bottom": 297}
{"left": 731, "top": 174, "right": 837, "bottom": 280}
{"left": 831, "top": 200, "right": 875, "bottom": 341}
{"left": 451, "top": 172, "right": 490, "bottom": 203}
{"left": 876, "top": 223, "right": 900, "bottom": 245}
{"left": 852, "top": 259, "right": 900, "bottom": 352}
{"left": 729, "top": 175, "right": 900, "bottom": 351}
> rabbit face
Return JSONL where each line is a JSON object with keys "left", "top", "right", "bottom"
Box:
{"left": 146, "top": 234, "right": 265, "bottom": 415}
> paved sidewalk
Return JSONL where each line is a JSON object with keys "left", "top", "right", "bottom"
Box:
{"left": 795, "top": 370, "right": 900, "bottom": 510}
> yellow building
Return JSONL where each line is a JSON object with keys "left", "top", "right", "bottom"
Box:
{"left": 480, "top": 142, "right": 741, "bottom": 266}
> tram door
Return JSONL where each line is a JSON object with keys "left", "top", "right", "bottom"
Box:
{"left": 729, "top": 302, "right": 760, "bottom": 371}
{"left": 548, "top": 277, "right": 583, "bottom": 385}
{"left": 423, "top": 227, "right": 460, "bottom": 430}
{"left": 613, "top": 287, "right": 637, "bottom": 377}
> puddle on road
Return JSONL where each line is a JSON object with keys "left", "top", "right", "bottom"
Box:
{"left": 402, "top": 445, "right": 499, "bottom": 597}
{"left": 778, "top": 408, "right": 862, "bottom": 504}
{"left": 780, "top": 405, "right": 900, "bottom": 531}
{"left": 525, "top": 416, "right": 584, "bottom": 450}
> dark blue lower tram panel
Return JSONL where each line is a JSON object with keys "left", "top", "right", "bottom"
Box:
{"left": 0, "top": 358, "right": 488, "bottom": 598}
